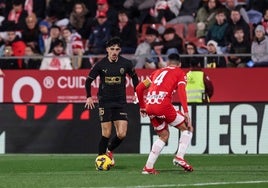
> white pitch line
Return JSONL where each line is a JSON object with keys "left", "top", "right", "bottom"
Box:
{"left": 63, "top": 180, "right": 268, "bottom": 188}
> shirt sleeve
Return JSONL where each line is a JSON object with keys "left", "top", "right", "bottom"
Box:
{"left": 177, "top": 83, "right": 188, "bottom": 113}
{"left": 85, "top": 64, "right": 100, "bottom": 98}
{"left": 127, "top": 61, "right": 139, "bottom": 90}
{"left": 177, "top": 72, "right": 188, "bottom": 113}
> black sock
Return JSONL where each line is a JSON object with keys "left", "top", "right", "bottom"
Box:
{"left": 98, "top": 136, "right": 109, "bottom": 155}
{"left": 108, "top": 136, "right": 123, "bottom": 151}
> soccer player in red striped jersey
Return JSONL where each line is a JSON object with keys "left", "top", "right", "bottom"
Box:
{"left": 136, "top": 53, "right": 194, "bottom": 174}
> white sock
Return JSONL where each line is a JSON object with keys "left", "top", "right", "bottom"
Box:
{"left": 145, "top": 138, "right": 165, "bottom": 169}
{"left": 176, "top": 130, "right": 193, "bottom": 159}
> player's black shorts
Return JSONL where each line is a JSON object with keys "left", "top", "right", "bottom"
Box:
{"left": 98, "top": 106, "right": 128, "bottom": 122}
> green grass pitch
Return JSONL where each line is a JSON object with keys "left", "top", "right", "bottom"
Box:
{"left": 0, "top": 154, "right": 268, "bottom": 188}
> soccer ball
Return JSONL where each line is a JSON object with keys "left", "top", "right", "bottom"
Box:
{"left": 95, "top": 154, "right": 112, "bottom": 171}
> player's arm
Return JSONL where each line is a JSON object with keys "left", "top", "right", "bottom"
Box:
{"left": 84, "top": 76, "right": 95, "bottom": 109}
{"left": 177, "top": 82, "right": 192, "bottom": 128}
{"left": 129, "top": 68, "right": 139, "bottom": 90}
{"left": 136, "top": 78, "right": 151, "bottom": 117}
{"left": 84, "top": 65, "right": 99, "bottom": 109}
{"left": 177, "top": 83, "right": 188, "bottom": 113}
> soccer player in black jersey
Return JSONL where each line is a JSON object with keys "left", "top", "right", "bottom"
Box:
{"left": 84, "top": 37, "right": 139, "bottom": 166}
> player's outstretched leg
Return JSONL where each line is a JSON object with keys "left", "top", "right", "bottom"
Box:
{"left": 173, "top": 156, "right": 193, "bottom": 172}
{"left": 141, "top": 138, "right": 166, "bottom": 175}
{"left": 174, "top": 129, "right": 193, "bottom": 172}
{"left": 142, "top": 166, "right": 159, "bottom": 175}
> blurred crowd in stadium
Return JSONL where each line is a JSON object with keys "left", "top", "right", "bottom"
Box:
{"left": 0, "top": 0, "right": 268, "bottom": 70}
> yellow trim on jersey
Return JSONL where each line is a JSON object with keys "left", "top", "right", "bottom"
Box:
{"left": 143, "top": 78, "right": 152, "bottom": 88}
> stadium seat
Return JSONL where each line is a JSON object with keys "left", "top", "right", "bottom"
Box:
{"left": 185, "top": 23, "right": 197, "bottom": 41}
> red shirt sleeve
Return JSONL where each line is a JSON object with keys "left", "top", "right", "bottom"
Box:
{"left": 177, "top": 83, "right": 188, "bottom": 113}
{"left": 136, "top": 82, "right": 146, "bottom": 108}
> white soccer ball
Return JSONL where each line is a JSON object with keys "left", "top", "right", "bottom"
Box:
{"left": 95, "top": 154, "right": 112, "bottom": 171}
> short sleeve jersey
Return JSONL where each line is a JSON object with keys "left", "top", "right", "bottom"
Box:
{"left": 88, "top": 56, "right": 136, "bottom": 107}
{"left": 146, "top": 66, "right": 187, "bottom": 105}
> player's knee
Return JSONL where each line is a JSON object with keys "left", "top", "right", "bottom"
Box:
{"left": 175, "top": 122, "right": 194, "bottom": 133}
{"left": 116, "top": 132, "right": 127, "bottom": 139}
{"left": 157, "top": 130, "right": 169, "bottom": 143}
{"left": 161, "top": 135, "right": 169, "bottom": 143}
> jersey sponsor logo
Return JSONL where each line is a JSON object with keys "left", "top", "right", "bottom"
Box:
{"left": 146, "top": 91, "right": 167, "bottom": 104}
{"left": 149, "top": 115, "right": 166, "bottom": 119}
{"left": 105, "top": 76, "right": 121, "bottom": 84}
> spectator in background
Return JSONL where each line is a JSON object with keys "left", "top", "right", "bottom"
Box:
{"left": 23, "top": 45, "right": 41, "bottom": 69}
{"left": 5, "top": 0, "right": 28, "bottom": 31}
{"left": 186, "top": 59, "right": 214, "bottom": 103}
{"left": 45, "top": 0, "right": 73, "bottom": 23}
{"left": 228, "top": 27, "right": 251, "bottom": 67}
{"left": 0, "top": 32, "right": 6, "bottom": 56}
{"left": 22, "top": 13, "right": 40, "bottom": 53}
{"left": 61, "top": 27, "right": 73, "bottom": 56}
{"left": 24, "top": 0, "right": 47, "bottom": 20}
{"left": 87, "top": 11, "right": 111, "bottom": 55}
{"left": 261, "top": 8, "right": 268, "bottom": 35}
{"left": 40, "top": 38, "right": 72, "bottom": 70}
{"left": 206, "top": 40, "right": 226, "bottom": 68}
{"left": 181, "top": 42, "right": 204, "bottom": 68}
{"left": 150, "top": 0, "right": 182, "bottom": 25}
{"left": 134, "top": 26, "right": 160, "bottom": 69}
{"left": 96, "top": 0, "right": 118, "bottom": 26}
{"left": 70, "top": 36, "right": 91, "bottom": 69}
{"left": 206, "top": 9, "right": 229, "bottom": 53}
{"left": 224, "top": 0, "right": 249, "bottom": 23}
{"left": 45, "top": 25, "right": 61, "bottom": 55}
{"left": 61, "top": 27, "right": 81, "bottom": 56}
{"left": 5, "top": 29, "right": 26, "bottom": 69}
{"left": 55, "top": 18, "right": 70, "bottom": 32}
{"left": 195, "top": 0, "right": 223, "bottom": 38}
{"left": 246, "top": 0, "right": 267, "bottom": 24}
{"left": 123, "top": 0, "right": 155, "bottom": 29}
{"left": 168, "top": 0, "right": 201, "bottom": 25}
{"left": 146, "top": 27, "right": 183, "bottom": 69}
{"left": 38, "top": 20, "right": 50, "bottom": 55}
{"left": 225, "top": 7, "right": 251, "bottom": 47}
{"left": 0, "top": 1, "right": 6, "bottom": 17}
{"left": 111, "top": 9, "right": 137, "bottom": 54}
{"left": 0, "top": 45, "right": 19, "bottom": 69}
{"left": 251, "top": 25, "right": 268, "bottom": 67}
{"left": 69, "top": 1, "right": 90, "bottom": 39}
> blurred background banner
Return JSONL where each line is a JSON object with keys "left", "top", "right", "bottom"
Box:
{"left": 0, "top": 68, "right": 268, "bottom": 103}
{"left": 0, "top": 103, "right": 267, "bottom": 154}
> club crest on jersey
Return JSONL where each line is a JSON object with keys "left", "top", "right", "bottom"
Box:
{"left": 120, "top": 68, "right": 125, "bottom": 75}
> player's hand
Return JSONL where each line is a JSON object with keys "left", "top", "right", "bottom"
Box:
{"left": 84, "top": 97, "right": 95, "bottom": 109}
{"left": 140, "top": 108, "right": 147, "bottom": 117}
{"left": 184, "top": 112, "right": 193, "bottom": 131}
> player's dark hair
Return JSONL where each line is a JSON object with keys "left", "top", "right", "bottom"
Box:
{"left": 168, "top": 53, "right": 180, "bottom": 63}
{"left": 106, "top": 37, "right": 122, "bottom": 48}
